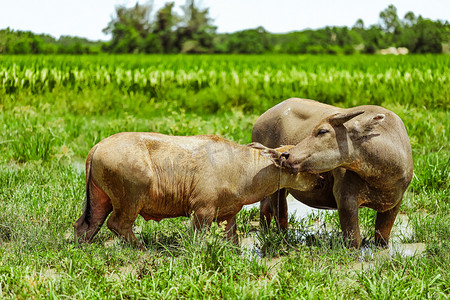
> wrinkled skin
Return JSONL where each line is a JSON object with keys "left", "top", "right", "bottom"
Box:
{"left": 252, "top": 98, "right": 413, "bottom": 248}
{"left": 74, "top": 132, "right": 320, "bottom": 249}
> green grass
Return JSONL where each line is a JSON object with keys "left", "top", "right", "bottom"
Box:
{"left": 0, "top": 54, "right": 449, "bottom": 298}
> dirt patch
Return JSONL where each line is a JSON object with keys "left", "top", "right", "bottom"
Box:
{"left": 107, "top": 265, "right": 137, "bottom": 281}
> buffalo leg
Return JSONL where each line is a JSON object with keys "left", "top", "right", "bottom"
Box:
{"left": 74, "top": 180, "right": 112, "bottom": 243}
{"left": 192, "top": 210, "right": 213, "bottom": 233}
{"left": 260, "top": 189, "right": 288, "bottom": 230}
{"left": 224, "top": 215, "right": 238, "bottom": 244}
{"left": 260, "top": 196, "right": 273, "bottom": 230}
{"left": 337, "top": 201, "right": 361, "bottom": 249}
{"left": 374, "top": 199, "right": 402, "bottom": 247}
{"left": 106, "top": 209, "right": 144, "bottom": 250}
{"left": 333, "top": 168, "right": 361, "bottom": 249}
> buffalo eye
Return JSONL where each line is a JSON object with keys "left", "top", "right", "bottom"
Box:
{"left": 316, "top": 129, "right": 329, "bottom": 136}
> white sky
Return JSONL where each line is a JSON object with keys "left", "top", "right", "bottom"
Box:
{"left": 0, "top": 0, "right": 449, "bottom": 41}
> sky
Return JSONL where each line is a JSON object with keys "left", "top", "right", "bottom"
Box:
{"left": 0, "top": 0, "right": 449, "bottom": 41}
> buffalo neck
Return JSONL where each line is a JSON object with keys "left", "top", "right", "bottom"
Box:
{"left": 237, "top": 150, "right": 283, "bottom": 205}
{"left": 345, "top": 143, "right": 408, "bottom": 188}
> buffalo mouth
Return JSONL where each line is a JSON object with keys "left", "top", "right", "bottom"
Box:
{"left": 282, "top": 160, "right": 324, "bottom": 175}
{"left": 281, "top": 160, "right": 302, "bottom": 173}
{"left": 280, "top": 153, "right": 304, "bottom": 173}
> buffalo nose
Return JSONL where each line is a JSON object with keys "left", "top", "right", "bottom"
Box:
{"left": 281, "top": 152, "right": 290, "bottom": 161}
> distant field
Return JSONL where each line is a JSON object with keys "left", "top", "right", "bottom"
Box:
{"left": 1, "top": 54, "right": 449, "bottom": 112}
{"left": 0, "top": 54, "right": 449, "bottom": 298}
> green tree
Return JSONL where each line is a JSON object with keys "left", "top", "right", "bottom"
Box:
{"left": 379, "top": 4, "right": 402, "bottom": 46}
{"left": 141, "top": 33, "right": 163, "bottom": 53}
{"left": 399, "top": 12, "right": 448, "bottom": 53}
{"left": 226, "top": 27, "right": 271, "bottom": 54}
{"left": 176, "top": 0, "right": 216, "bottom": 53}
{"left": 103, "top": 2, "right": 153, "bottom": 53}
{"left": 211, "top": 34, "right": 230, "bottom": 53}
{"left": 410, "top": 17, "right": 446, "bottom": 53}
{"left": 154, "top": 2, "right": 179, "bottom": 53}
{"left": 272, "top": 31, "right": 310, "bottom": 54}
{"left": 363, "top": 25, "right": 385, "bottom": 53}
{"left": 353, "top": 19, "right": 365, "bottom": 31}
{"left": 403, "top": 11, "right": 417, "bottom": 28}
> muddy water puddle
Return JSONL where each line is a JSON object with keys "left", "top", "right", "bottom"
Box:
{"left": 243, "top": 195, "right": 425, "bottom": 262}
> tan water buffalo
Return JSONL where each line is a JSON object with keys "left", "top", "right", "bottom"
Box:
{"left": 252, "top": 98, "right": 413, "bottom": 248}
{"left": 74, "top": 132, "right": 320, "bottom": 249}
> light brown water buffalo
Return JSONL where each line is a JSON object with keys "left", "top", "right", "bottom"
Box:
{"left": 74, "top": 132, "right": 320, "bottom": 248}
{"left": 252, "top": 98, "right": 413, "bottom": 248}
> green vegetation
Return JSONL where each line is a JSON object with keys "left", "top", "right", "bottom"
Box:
{"left": 1, "top": 54, "right": 449, "bottom": 113}
{"left": 0, "top": 28, "right": 103, "bottom": 54}
{"left": 1, "top": 54, "right": 449, "bottom": 298}
{"left": 1, "top": 3, "right": 449, "bottom": 54}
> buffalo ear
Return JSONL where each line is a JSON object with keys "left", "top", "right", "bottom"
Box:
{"left": 260, "top": 148, "right": 283, "bottom": 168}
{"left": 328, "top": 110, "right": 365, "bottom": 127}
{"left": 360, "top": 114, "right": 385, "bottom": 134}
{"left": 247, "top": 142, "right": 269, "bottom": 150}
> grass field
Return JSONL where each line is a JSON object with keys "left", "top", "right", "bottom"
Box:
{"left": 0, "top": 54, "right": 449, "bottom": 298}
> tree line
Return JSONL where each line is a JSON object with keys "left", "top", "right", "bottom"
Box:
{"left": 0, "top": 29, "right": 103, "bottom": 54}
{"left": 1, "top": 2, "right": 448, "bottom": 55}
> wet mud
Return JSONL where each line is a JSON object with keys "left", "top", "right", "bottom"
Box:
{"left": 243, "top": 195, "right": 425, "bottom": 263}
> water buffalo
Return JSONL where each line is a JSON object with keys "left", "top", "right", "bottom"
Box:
{"left": 74, "top": 132, "right": 320, "bottom": 249}
{"left": 252, "top": 98, "right": 413, "bottom": 248}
